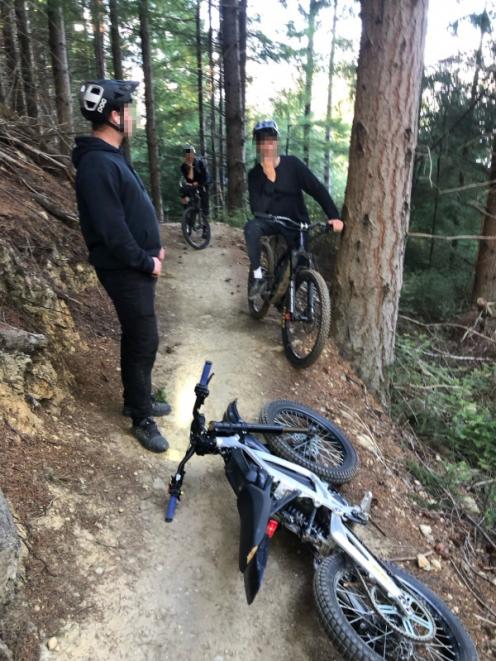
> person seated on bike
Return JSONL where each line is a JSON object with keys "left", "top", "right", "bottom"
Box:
{"left": 180, "top": 145, "right": 209, "bottom": 217}
{"left": 246, "top": 120, "right": 343, "bottom": 299}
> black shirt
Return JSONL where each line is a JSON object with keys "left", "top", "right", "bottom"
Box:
{"left": 180, "top": 158, "right": 208, "bottom": 186}
{"left": 72, "top": 137, "right": 161, "bottom": 273}
{"left": 248, "top": 155, "right": 340, "bottom": 223}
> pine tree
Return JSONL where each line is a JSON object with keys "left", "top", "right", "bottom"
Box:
{"left": 333, "top": 0, "right": 428, "bottom": 393}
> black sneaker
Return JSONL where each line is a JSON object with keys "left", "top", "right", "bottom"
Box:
{"left": 123, "top": 399, "right": 172, "bottom": 418}
{"left": 248, "top": 278, "right": 265, "bottom": 301}
{"left": 132, "top": 418, "right": 169, "bottom": 453}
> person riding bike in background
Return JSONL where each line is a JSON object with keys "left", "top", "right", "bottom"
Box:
{"left": 245, "top": 120, "right": 343, "bottom": 300}
{"left": 180, "top": 145, "right": 209, "bottom": 217}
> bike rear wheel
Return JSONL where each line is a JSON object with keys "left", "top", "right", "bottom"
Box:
{"left": 282, "top": 269, "right": 330, "bottom": 368}
{"left": 181, "top": 208, "right": 211, "bottom": 250}
{"left": 248, "top": 238, "right": 274, "bottom": 320}
{"left": 259, "top": 399, "right": 358, "bottom": 484}
{"left": 314, "top": 552, "right": 478, "bottom": 661}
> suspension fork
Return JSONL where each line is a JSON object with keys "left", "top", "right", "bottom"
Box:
{"left": 330, "top": 514, "right": 411, "bottom": 611}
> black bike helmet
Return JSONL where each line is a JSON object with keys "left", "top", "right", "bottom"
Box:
{"left": 79, "top": 79, "right": 139, "bottom": 130}
{"left": 253, "top": 119, "right": 279, "bottom": 140}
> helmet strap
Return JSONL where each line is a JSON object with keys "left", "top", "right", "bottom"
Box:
{"left": 104, "top": 107, "right": 125, "bottom": 133}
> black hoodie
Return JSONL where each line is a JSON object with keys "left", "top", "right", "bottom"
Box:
{"left": 72, "top": 137, "right": 160, "bottom": 273}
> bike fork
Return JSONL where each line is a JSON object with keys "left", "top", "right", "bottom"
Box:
{"left": 285, "top": 277, "right": 315, "bottom": 323}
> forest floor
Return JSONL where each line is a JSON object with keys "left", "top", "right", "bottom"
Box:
{"left": 1, "top": 223, "right": 495, "bottom": 661}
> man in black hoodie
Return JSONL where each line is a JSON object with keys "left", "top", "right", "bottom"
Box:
{"left": 72, "top": 79, "right": 170, "bottom": 453}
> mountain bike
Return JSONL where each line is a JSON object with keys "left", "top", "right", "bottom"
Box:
{"left": 181, "top": 184, "right": 211, "bottom": 250}
{"left": 248, "top": 213, "right": 331, "bottom": 368}
{"left": 165, "top": 362, "right": 478, "bottom": 661}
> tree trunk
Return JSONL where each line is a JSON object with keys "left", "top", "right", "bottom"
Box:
{"left": 472, "top": 133, "right": 496, "bottom": 302}
{"left": 323, "top": 0, "right": 338, "bottom": 189}
{"left": 14, "top": 0, "right": 38, "bottom": 120}
{"left": 332, "top": 0, "right": 429, "bottom": 395}
{"left": 0, "top": 26, "right": 5, "bottom": 105}
{"left": 47, "top": 0, "right": 74, "bottom": 152}
{"left": 195, "top": 0, "right": 206, "bottom": 156}
{"left": 303, "top": 0, "right": 319, "bottom": 167}
{"left": 138, "top": 0, "right": 164, "bottom": 222}
{"left": 109, "top": 0, "right": 123, "bottom": 79}
{"left": 218, "top": 22, "right": 226, "bottom": 208}
{"left": 109, "top": 0, "right": 131, "bottom": 162}
{"left": 1, "top": 0, "right": 26, "bottom": 114}
{"left": 208, "top": 0, "right": 220, "bottom": 212}
{"left": 91, "top": 0, "right": 106, "bottom": 78}
{"left": 220, "top": 0, "right": 246, "bottom": 215}
{"left": 238, "top": 0, "right": 247, "bottom": 118}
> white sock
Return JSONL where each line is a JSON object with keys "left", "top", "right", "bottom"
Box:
{"left": 253, "top": 267, "right": 263, "bottom": 279}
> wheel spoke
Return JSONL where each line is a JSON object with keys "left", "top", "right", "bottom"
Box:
{"left": 272, "top": 410, "right": 345, "bottom": 468}
{"left": 330, "top": 566, "right": 459, "bottom": 661}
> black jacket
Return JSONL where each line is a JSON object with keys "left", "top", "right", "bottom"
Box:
{"left": 180, "top": 158, "right": 208, "bottom": 187}
{"left": 248, "top": 155, "right": 340, "bottom": 223}
{"left": 72, "top": 137, "right": 161, "bottom": 273}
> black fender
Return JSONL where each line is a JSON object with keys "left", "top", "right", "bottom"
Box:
{"left": 237, "top": 479, "right": 273, "bottom": 605}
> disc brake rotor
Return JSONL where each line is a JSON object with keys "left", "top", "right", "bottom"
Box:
{"left": 369, "top": 585, "right": 436, "bottom": 642}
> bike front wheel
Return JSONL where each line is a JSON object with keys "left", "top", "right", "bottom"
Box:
{"left": 282, "top": 269, "right": 330, "bottom": 368}
{"left": 247, "top": 238, "right": 274, "bottom": 320}
{"left": 259, "top": 399, "right": 358, "bottom": 484}
{"left": 314, "top": 552, "right": 478, "bottom": 661}
{"left": 181, "top": 208, "right": 211, "bottom": 250}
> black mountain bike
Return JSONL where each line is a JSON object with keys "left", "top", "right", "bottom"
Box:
{"left": 181, "top": 185, "right": 211, "bottom": 250}
{"left": 248, "top": 213, "right": 331, "bottom": 368}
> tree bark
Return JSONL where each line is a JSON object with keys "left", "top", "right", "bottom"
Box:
{"left": 238, "top": 0, "right": 247, "bottom": 118}
{"left": 472, "top": 133, "right": 496, "bottom": 302}
{"left": 303, "top": 0, "right": 320, "bottom": 167}
{"left": 323, "top": 0, "right": 338, "bottom": 189}
{"left": 47, "top": 0, "right": 74, "bottom": 152}
{"left": 14, "top": 0, "right": 38, "bottom": 120}
{"left": 332, "top": 0, "right": 429, "bottom": 395}
{"left": 91, "top": 0, "right": 106, "bottom": 79}
{"left": 218, "top": 26, "right": 226, "bottom": 208}
{"left": 208, "top": 0, "right": 220, "bottom": 211}
{"left": 109, "top": 0, "right": 123, "bottom": 79}
{"left": 138, "top": 0, "right": 164, "bottom": 222}
{"left": 109, "top": 0, "right": 131, "bottom": 162}
{"left": 220, "top": 0, "right": 246, "bottom": 215}
{"left": 1, "top": 0, "right": 26, "bottom": 114}
{"left": 195, "top": 0, "right": 206, "bottom": 156}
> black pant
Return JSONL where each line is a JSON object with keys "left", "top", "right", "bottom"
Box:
{"left": 244, "top": 218, "right": 299, "bottom": 271}
{"left": 96, "top": 268, "right": 158, "bottom": 423}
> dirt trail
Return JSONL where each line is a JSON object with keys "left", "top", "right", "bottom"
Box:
{"left": 43, "top": 224, "right": 337, "bottom": 661}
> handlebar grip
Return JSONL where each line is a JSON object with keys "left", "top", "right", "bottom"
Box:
{"left": 165, "top": 495, "right": 178, "bottom": 522}
{"left": 199, "top": 360, "right": 212, "bottom": 387}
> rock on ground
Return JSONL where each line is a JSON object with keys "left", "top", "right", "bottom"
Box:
{"left": 0, "top": 489, "right": 20, "bottom": 607}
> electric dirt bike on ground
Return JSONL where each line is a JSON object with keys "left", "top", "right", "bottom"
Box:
{"left": 180, "top": 183, "right": 211, "bottom": 250}
{"left": 166, "top": 362, "right": 477, "bottom": 661}
{"left": 248, "top": 213, "right": 331, "bottom": 369}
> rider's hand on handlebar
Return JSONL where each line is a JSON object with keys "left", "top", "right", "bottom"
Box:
{"left": 328, "top": 219, "right": 344, "bottom": 233}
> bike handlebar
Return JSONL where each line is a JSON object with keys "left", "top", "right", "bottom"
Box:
{"left": 254, "top": 213, "right": 329, "bottom": 233}
{"left": 165, "top": 495, "right": 178, "bottom": 522}
{"left": 199, "top": 361, "right": 213, "bottom": 387}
